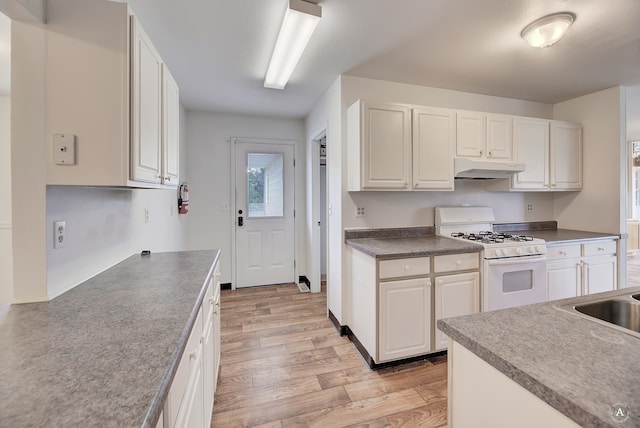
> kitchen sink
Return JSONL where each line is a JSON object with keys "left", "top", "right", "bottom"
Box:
{"left": 574, "top": 299, "right": 640, "bottom": 334}
{"left": 558, "top": 292, "right": 640, "bottom": 339}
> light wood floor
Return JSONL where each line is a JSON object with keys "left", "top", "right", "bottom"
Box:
{"left": 212, "top": 283, "right": 448, "bottom": 428}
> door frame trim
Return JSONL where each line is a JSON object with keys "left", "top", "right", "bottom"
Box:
{"left": 230, "top": 137, "right": 297, "bottom": 290}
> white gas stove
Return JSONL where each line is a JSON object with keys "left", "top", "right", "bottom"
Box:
{"left": 435, "top": 206, "right": 548, "bottom": 311}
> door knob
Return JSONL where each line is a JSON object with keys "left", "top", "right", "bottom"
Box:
{"left": 238, "top": 216, "right": 244, "bottom": 226}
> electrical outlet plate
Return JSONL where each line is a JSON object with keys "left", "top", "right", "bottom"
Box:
{"left": 52, "top": 134, "right": 76, "bottom": 165}
{"left": 54, "top": 220, "right": 65, "bottom": 249}
{"left": 355, "top": 206, "right": 365, "bottom": 217}
{"left": 526, "top": 203, "right": 534, "bottom": 213}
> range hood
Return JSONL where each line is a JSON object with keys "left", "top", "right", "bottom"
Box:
{"left": 454, "top": 157, "right": 526, "bottom": 179}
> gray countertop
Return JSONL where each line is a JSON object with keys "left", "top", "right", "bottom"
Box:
{"left": 528, "top": 229, "right": 620, "bottom": 244}
{"left": 0, "top": 249, "right": 220, "bottom": 428}
{"left": 345, "top": 235, "right": 483, "bottom": 259}
{"left": 438, "top": 287, "right": 640, "bottom": 427}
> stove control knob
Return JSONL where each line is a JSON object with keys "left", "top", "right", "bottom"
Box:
{"left": 515, "top": 247, "right": 523, "bottom": 255}
{"left": 536, "top": 246, "right": 543, "bottom": 253}
{"left": 528, "top": 246, "right": 535, "bottom": 253}
{"left": 494, "top": 249, "right": 502, "bottom": 257}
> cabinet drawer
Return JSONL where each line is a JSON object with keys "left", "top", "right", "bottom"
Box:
{"left": 583, "top": 240, "right": 617, "bottom": 257}
{"left": 546, "top": 244, "right": 580, "bottom": 260}
{"left": 434, "top": 253, "right": 479, "bottom": 273}
{"left": 379, "top": 257, "right": 430, "bottom": 279}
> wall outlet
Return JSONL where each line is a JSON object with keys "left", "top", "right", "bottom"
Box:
{"left": 54, "top": 220, "right": 66, "bottom": 249}
{"left": 355, "top": 206, "right": 365, "bottom": 218}
{"left": 526, "top": 203, "right": 534, "bottom": 213}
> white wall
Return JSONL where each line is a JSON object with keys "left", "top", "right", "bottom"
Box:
{"left": 184, "top": 111, "right": 305, "bottom": 285}
{"left": 553, "top": 87, "right": 624, "bottom": 234}
{"left": 0, "top": 95, "right": 12, "bottom": 305}
{"left": 306, "top": 77, "right": 342, "bottom": 320}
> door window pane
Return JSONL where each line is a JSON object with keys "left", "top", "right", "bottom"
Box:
{"left": 247, "top": 153, "right": 284, "bottom": 217}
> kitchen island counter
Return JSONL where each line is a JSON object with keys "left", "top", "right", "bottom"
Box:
{"left": 0, "top": 249, "right": 220, "bottom": 428}
{"left": 438, "top": 287, "right": 640, "bottom": 427}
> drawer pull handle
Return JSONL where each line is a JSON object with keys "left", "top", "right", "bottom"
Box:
{"left": 559, "top": 250, "right": 566, "bottom": 255}
{"left": 598, "top": 247, "right": 605, "bottom": 251}
{"left": 189, "top": 349, "right": 197, "bottom": 360}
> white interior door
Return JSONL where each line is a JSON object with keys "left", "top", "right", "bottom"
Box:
{"left": 235, "top": 141, "right": 295, "bottom": 287}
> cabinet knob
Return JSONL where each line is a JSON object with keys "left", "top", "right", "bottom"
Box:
{"left": 488, "top": 151, "right": 492, "bottom": 156}
{"left": 456, "top": 260, "right": 462, "bottom": 265}
{"left": 404, "top": 265, "right": 410, "bottom": 271}
{"left": 164, "top": 176, "right": 171, "bottom": 181}
{"left": 479, "top": 150, "right": 483, "bottom": 155}
{"left": 189, "top": 349, "right": 197, "bottom": 360}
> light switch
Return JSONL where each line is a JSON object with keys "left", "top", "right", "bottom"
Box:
{"left": 52, "top": 134, "right": 76, "bottom": 165}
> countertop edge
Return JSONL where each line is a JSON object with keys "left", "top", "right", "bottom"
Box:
{"left": 437, "top": 320, "right": 603, "bottom": 427}
{"left": 142, "top": 249, "right": 221, "bottom": 428}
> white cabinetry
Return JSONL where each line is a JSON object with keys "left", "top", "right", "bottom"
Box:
{"left": 547, "top": 239, "right": 617, "bottom": 301}
{"left": 433, "top": 252, "right": 480, "bottom": 350}
{"left": 379, "top": 277, "right": 431, "bottom": 362}
{"left": 456, "top": 111, "right": 512, "bottom": 160}
{"left": 164, "top": 261, "right": 221, "bottom": 428}
{"left": 347, "top": 100, "right": 454, "bottom": 191}
{"left": 412, "top": 107, "right": 455, "bottom": 190}
{"left": 45, "top": 0, "right": 179, "bottom": 188}
{"left": 348, "top": 101, "right": 411, "bottom": 190}
{"left": 348, "top": 246, "right": 481, "bottom": 365}
{"left": 492, "top": 118, "right": 582, "bottom": 191}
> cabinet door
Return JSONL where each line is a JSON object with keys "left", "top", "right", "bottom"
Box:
{"left": 550, "top": 121, "right": 582, "bottom": 190}
{"left": 486, "top": 114, "right": 513, "bottom": 160}
{"left": 547, "top": 260, "right": 581, "bottom": 301}
{"left": 162, "top": 66, "right": 180, "bottom": 185}
{"left": 379, "top": 278, "right": 431, "bottom": 362}
{"left": 359, "top": 102, "right": 412, "bottom": 190}
{"left": 583, "top": 256, "right": 617, "bottom": 295}
{"left": 512, "top": 118, "right": 549, "bottom": 190}
{"left": 434, "top": 272, "right": 480, "bottom": 350}
{"left": 412, "top": 107, "right": 455, "bottom": 190}
{"left": 456, "top": 110, "right": 484, "bottom": 157}
{"left": 131, "top": 16, "right": 163, "bottom": 184}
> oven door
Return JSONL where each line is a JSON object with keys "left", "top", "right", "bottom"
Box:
{"left": 483, "top": 254, "right": 547, "bottom": 312}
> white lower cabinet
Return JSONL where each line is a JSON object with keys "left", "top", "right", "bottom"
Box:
{"left": 547, "top": 239, "right": 617, "bottom": 301}
{"left": 164, "top": 263, "right": 221, "bottom": 428}
{"left": 348, "top": 247, "right": 481, "bottom": 365}
{"left": 379, "top": 278, "right": 431, "bottom": 362}
{"left": 434, "top": 272, "right": 480, "bottom": 350}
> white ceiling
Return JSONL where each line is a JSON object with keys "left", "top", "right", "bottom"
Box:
{"left": 117, "top": 0, "right": 640, "bottom": 119}
{"left": 2, "top": 1, "right": 640, "bottom": 116}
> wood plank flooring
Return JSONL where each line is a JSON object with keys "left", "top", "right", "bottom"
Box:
{"left": 212, "top": 283, "right": 447, "bottom": 427}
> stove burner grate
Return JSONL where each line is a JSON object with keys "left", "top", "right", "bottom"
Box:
{"left": 451, "top": 231, "right": 535, "bottom": 244}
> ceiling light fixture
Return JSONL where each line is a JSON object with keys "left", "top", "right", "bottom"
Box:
{"left": 264, "top": 0, "right": 321, "bottom": 90}
{"left": 521, "top": 12, "right": 576, "bottom": 48}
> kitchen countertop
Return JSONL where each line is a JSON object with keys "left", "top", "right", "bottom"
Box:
{"left": 525, "top": 229, "right": 619, "bottom": 244}
{"left": 0, "top": 249, "right": 220, "bottom": 428}
{"left": 438, "top": 287, "right": 640, "bottom": 427}
{"left": 345, "top": 231, "right": 483, "bottom": 259}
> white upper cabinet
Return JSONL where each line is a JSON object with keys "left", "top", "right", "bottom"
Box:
{"left": 489, "top": 117, "right": 582, "bottom": 192}
{"left": 511, "top": 117, "right": 550, "bottom": 189}
{"left": 456, "top": 111, "right": 512, "bottom": 160}
{"left": 412, "top": 107, "right": 455, "bottom": 190}
{"left": 162, "top": 67, "right": 181, "bottom": 185}
{"left": 131, "top": 17, "right": 163, "bottom": 184}
{"left": 348, "top": 100, "right": 412, "bottom": 191}
{"left": 550, "top": 121, "right": 582, "bottom": 190}
{"left": 45, "top": 0, "right": 179, "bottom": 188}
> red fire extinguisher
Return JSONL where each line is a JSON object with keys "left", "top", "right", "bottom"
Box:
{"left": 178, "top": 182, "right": 189, "bottom": 214}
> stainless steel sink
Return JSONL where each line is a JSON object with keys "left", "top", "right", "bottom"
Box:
{"left": 558, "top": 292, "right": 640, "bottom": 339}
{"left": 574, "top": 299, "right": 640, "bottom": 334}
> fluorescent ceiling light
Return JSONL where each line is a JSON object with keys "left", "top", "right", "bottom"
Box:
{"left": 521, "top": 12, "right": 575, "bottom": 48}
{"left": 264, "top": 0, "right": 321, "bottom": 90}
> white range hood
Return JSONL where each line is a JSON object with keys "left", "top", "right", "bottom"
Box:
{"left": 454, "top": 157, "right": 526, "bottom": 179}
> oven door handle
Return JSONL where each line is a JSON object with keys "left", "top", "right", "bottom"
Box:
{"left": 486, "top": 255, "right": 547, "bottom": 266}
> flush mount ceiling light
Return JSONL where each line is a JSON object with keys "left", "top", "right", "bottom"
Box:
{"left": 521, "top": 12, "right": 576, "bottom": 48}
{"left": 264, "top": 0, "right": 322, "bottom": 90}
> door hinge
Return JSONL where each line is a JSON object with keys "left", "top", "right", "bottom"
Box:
{"left": 294, "top": 209, "right": 296, "bottom": 218}
{"left": 293, "top": 158, "right": 296, "bottom": 167}
{"left": 294, "top": 260, "right": 296, "bottom": 269}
